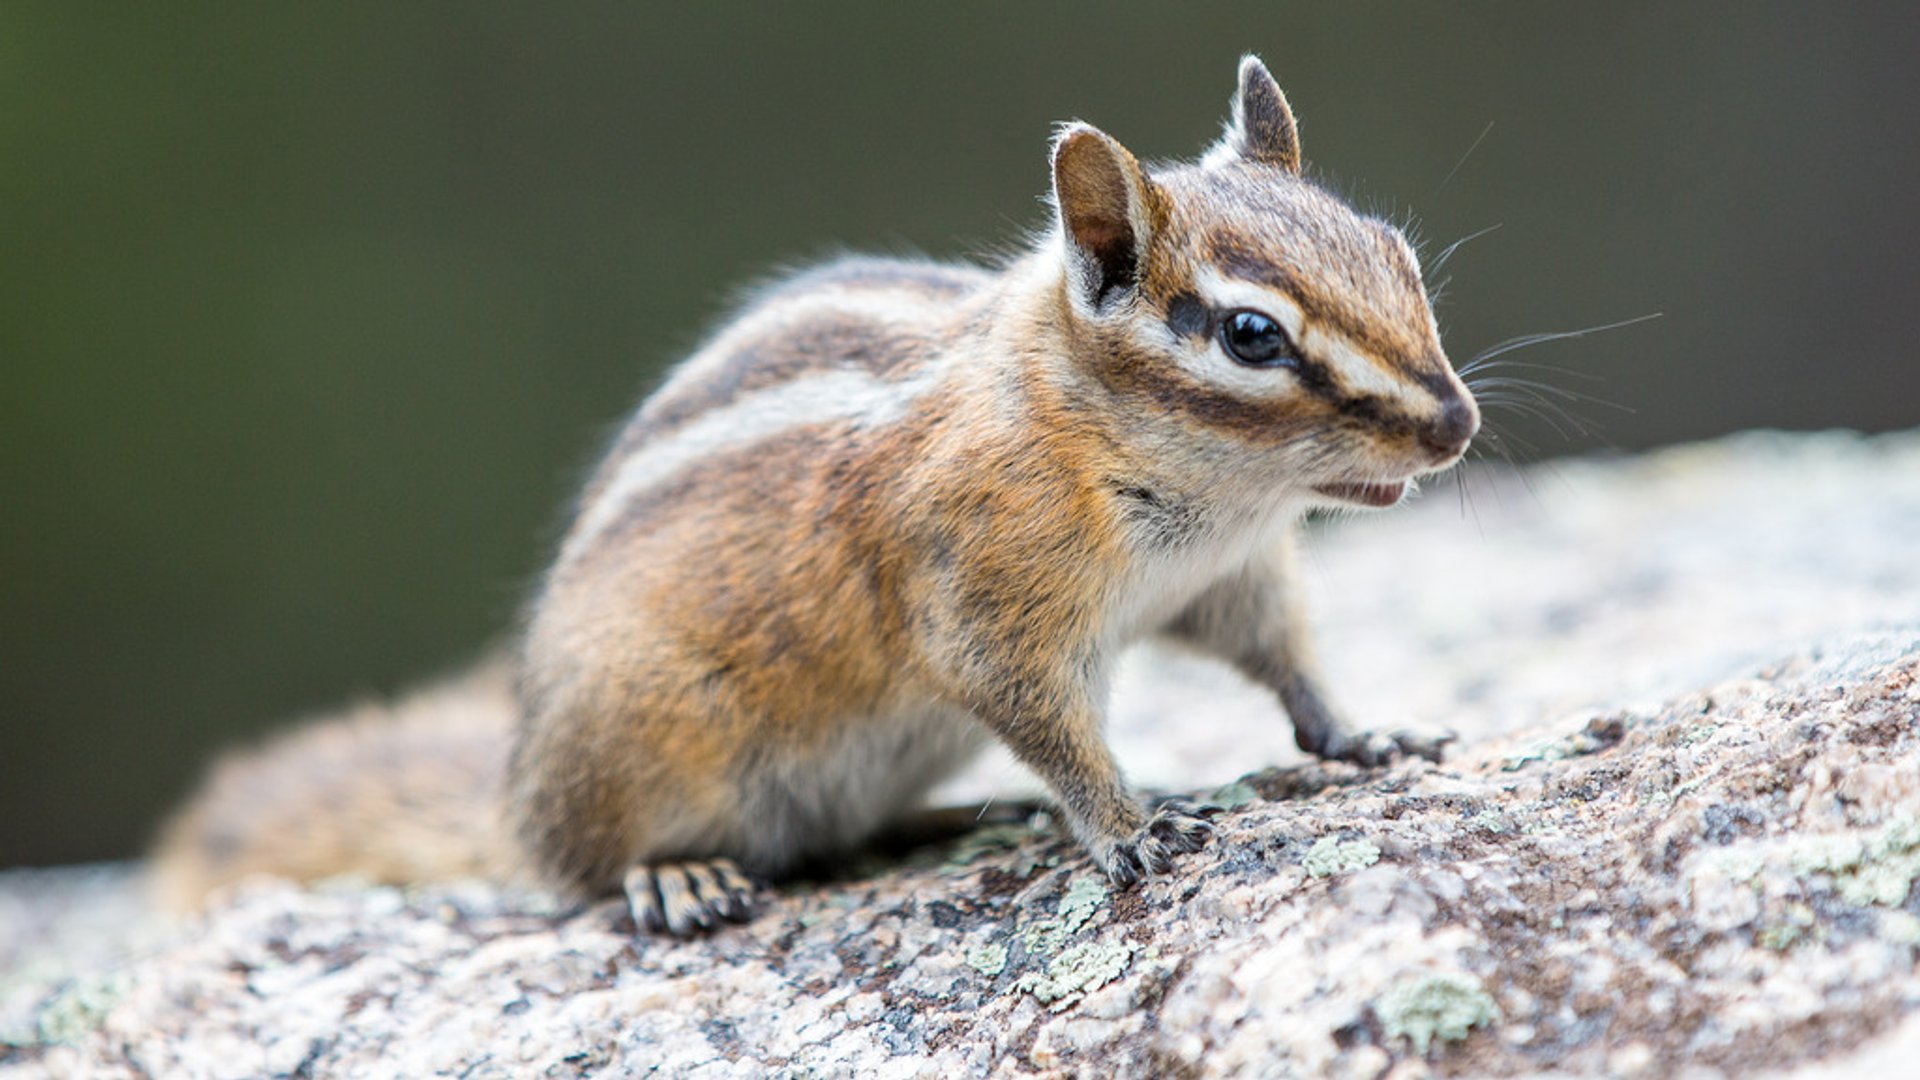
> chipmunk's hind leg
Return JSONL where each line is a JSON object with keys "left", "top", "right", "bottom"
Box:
{"left": 864, "top": 798, "right": 1051, "bottom": 855}
{"left": 623, "top": 859, "right": 758, "bottom": 937}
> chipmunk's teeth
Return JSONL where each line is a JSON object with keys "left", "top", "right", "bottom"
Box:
{"left": 1311, "top": 479, "right": 1409, "bottom": 507}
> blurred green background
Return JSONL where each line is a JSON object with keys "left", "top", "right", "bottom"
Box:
{"left": 4, "top": 4, "right": 1917, "bottom": 867}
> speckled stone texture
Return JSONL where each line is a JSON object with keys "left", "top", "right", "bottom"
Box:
{"left": 4, "top": 429, "right": 1919, "bottom": 1078}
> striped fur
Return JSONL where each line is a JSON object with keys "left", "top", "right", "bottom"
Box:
{"left": 510, "top": 56, "right": 1477, "bottom": 897}
{"left": 155, "top": 57, "right": 1477, "bottom": 926}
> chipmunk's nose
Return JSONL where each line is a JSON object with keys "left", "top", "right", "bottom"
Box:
{"left": 1419, "top": 391, "right": 1480, "bottom": 462}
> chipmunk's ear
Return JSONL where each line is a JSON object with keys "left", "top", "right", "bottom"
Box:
{"left": 1208, "top": 54, "right": 1302, "bottom": 174}
{"left": 1052, "top": 123, "right": 1156, "bottom": 309}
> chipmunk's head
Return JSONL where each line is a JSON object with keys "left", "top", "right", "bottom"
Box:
{"left": 1049, "top": 55, "right": 1477, "bottom": 509}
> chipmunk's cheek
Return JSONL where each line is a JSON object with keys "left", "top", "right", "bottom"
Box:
{"left": 1310, "top": 479, "right": 1408, "bottom": 507}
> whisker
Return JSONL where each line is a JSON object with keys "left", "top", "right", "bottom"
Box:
{"left": 1458, "top": 313, "right": 1662, "bottom": 375}
{"left": 1470, "top": 379, "right": 1633, "bottom": 420}
{"left": 1459, "top": 357, "right": 1607, "bottom": 384}
{"left": 1428, "top": 222, "right": 1503, "bottom": 276}
{"left": 1436, "top": 120, "right": 1495, "bottom": 196}
{"left": 1471, "top": 379, "right": 1625, "bottom": 419}
{"left": 1489, "top": 435, "right": 1545, "bottom": 506}
{"left": 1479, "top": 397, "right": 1590, "bottom": 440}
{"left": 1456, "top": 463, "right": 1487, "bottom": 536}
{"left": 1476, "top": 424, "right": 1542, "bottom": 462}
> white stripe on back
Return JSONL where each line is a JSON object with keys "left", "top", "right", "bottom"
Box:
{"left": 563, "top": 368, "right": 930, "bottom": 562}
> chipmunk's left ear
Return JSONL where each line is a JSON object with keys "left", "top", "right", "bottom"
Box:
{"left": 1052, "top": 123, "right": 1158, "bottom": 310}
{"left": 1207, "top": 54, "right": 1302, "bottom": 173}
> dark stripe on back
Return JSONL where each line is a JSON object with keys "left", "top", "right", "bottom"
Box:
{"left": 568, "top": 424, "right": 846, "bottom": 566}
{"left": 640, "top": 315, "right": 928, "bottom": 435}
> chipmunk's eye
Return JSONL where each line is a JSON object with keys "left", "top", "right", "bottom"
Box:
{"left": 1218, "top": 310, "right": 1297, "bottom": 367}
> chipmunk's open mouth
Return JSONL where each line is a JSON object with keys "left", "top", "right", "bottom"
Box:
{"left": 1311, "top": 479, "right": 1409, "bottom": 508}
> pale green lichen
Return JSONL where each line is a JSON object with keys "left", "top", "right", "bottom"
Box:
{"left": 1786, "top": 816, "right": 1920, "bottom": 907}
{"left": 1467, "top": 810, "right": 1511, "bottom": 835}
{"left": 36, "top": 972, "right": 130, "bottom": 1046}
{"left": 1057, "top": 876, "right": 1106, "bottom": 929}
{"left": 1302, "top": 835, "right": 1380, "bottom": 878}
{"left": 1022, "top": 877, "right": 1107, "bottom": 955}
{"left": 1501, "top": 741, "right": 1566, "bottom": 771}
{"left": 1501, "top": 723, "right": 1621, "bottom": 771}
{"left": 1695, "top": 846, "right": 1768, "bottom": 886}
{"left": 1681, "top": 722, "right": 1719, "bottom": 746}
{"left": 1014, "top": 939, "right": 1136, "bottom": 1008}
{"left": 1211, "top": 780, "right": 1260, "bottom": 810}
{"left": 1375, "top": 971, "right": 1499, "bottom": 1054}
{"left": 1757, "top": 922, "right": 1806, "bottom": 952}
{"left": 1755, "top": 901, "right": 1818, "bottom": 952}
{"left": 943, "top": 822, "right": 1033, "bottom": 867}
{"left": 966, "top": 942, "right": 1009, "bottom": 978}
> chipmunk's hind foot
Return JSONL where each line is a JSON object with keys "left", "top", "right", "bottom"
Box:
{"left": 623, "top": 858, "right": 758, "bottom": 937}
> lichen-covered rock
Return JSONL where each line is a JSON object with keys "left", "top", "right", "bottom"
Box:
{"left": 4, "top": 430, "right": 1919, "bottom": 1078}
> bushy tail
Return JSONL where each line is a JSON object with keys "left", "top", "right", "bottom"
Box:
{"left": 150, "top": 657, "right": 528, "bottom": 912}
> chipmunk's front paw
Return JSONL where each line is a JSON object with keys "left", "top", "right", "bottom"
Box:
{"left": 623, "top": 858, "right": 757, "bottom": 937}
{"left": 1321, "top": 727, "right": 1456, "bottom": 768}
{"left": 1095, "top": 799, "right": 1219, "bottom": 887}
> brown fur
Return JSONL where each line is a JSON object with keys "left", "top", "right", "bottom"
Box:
{"left": 155, "top": 57, "right": 1479, "bottom": 932}
{"left": 151, "top": 659, "right": 526, "bottom": 910}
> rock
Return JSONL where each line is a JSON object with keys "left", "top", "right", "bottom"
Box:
{"left": 4, "top": 429, "right": 1920, "bottom": 1078}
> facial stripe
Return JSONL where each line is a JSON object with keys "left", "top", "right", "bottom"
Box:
{"left": 1203, "top": 229, "right": 1430, "bottom": 367}
{"left": 1166, "top": 291, "right": 1209, "bottom": 339}
{"left": 1289, "top": 360, "right": 1421, "bottom": 438}
{"left": 1103, "top": 340, "right": 1318, "bottom": 446}
{"left": 1190, "top": 265, "right": 1430, "bottom": 407}
{"left": 1156, "top": 284, "right": 1455, "bottom": 435}
{"left": 1299, "top": 327, "right": 1415, "bottom": 401}
{"left": 1190, "top": 266, "right": 1306, "bottom": 343}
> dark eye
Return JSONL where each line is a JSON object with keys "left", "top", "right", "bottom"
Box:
{"left": 1218, "top": 310, "right": 1297, "bottom": 367}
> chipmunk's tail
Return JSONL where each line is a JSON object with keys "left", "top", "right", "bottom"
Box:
{"left": 150, "top": 657, "right": 529, "bottom": 912}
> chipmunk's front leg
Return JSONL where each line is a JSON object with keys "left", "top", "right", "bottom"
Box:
{"left": 1168, "top": 533, "right": 1452, "bottom": 766}
{"left": 944, "top": 650, "right": 1215, "bottom": 885}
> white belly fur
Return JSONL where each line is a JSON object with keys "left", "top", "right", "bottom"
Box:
{"left": 732, "top": 702, "right": 988, "bottom": 873}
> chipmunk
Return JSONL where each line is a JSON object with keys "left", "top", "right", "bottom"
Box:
{"left": 154, "top": 57, "right": 1477, "bottom": 936}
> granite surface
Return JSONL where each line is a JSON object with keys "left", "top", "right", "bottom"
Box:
{"left": 4, "top": 429, "right": 1918, "bottom": 1078}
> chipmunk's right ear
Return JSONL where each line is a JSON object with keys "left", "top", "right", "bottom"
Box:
{"left": 1052, "top": 123, "right": 1157, "bottom": 310}
{"left": 1206, "top": 54, "right": 1302, "bottom": 174}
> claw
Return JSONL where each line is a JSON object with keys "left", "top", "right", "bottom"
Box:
{"left": 622, "top": 865, "right": 667, "bottom": 934}
{"left": 710, "top": 859, "right": 757, "bottom": 921}
{"left": 1322, "top": 726, "right": 1454, "bottom": 768}
{"left": 1096, "top": 801, "right": 1216, "bottom": 886}
{"left": 622, "top": 858, "right": 759, "bottom": 937}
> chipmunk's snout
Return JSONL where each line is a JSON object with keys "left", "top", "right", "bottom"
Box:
{"left": 1418, "top": 389, "right": 1480, "bottom": 463}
